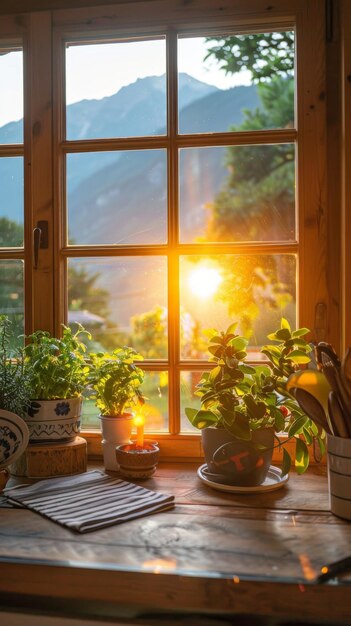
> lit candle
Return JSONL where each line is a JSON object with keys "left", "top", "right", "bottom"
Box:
{"left": 134, "top": 415, "right": 144, "bottom": 448}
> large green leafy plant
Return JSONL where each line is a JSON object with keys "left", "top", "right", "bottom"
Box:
{"left": 186, "top": 319, "right": 322, "bottom": 475}
{"left": 22, "top": 324, "right": 90, "bottom": 400}
{"left": 0, "top": 315, "right": 31, "bottom": 418}
{"left": 89, "top": 347, "right": 145, "bottom": 417}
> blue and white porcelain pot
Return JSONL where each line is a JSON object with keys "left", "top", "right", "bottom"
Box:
{"left": 25, "top": 397, "right": 82, "bottom": 443}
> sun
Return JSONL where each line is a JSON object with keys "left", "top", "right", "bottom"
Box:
{"left": 188, "top": 266, "right": 223, "bottom": 299}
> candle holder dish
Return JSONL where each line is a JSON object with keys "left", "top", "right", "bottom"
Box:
{"left": 115, "top": 442, "right": 160, "bottom": 479}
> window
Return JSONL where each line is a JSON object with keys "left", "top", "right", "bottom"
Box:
{"left": 0, "top": 1, "right": 328, "bottom": 457}
{"left": 0, "top": 44, "right": 24, "bottom": 348}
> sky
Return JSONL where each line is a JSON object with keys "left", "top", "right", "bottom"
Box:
{"left": 0, "top": 37, "right": 251, "bottom": 128}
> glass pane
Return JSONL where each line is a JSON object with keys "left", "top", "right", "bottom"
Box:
{"left": 178, "top": 32, "right": 295, "bottom": 134}
{"left": 81, "top": 370, "right": 168, "bottom": 431}
{"left": 67, "top": 150, "right": 167, "bottom": 245}
{"left": 180, "top": 370, "right": 202, "bottom": 433}
{"left": 179, "top": 144, "right": 295, "bottom": 243}
{"left": 0, "top": 157, "right": 24, "bottom": 247}
{"left": 66, "top": 39, "right": 166, "bottom": 140}
{"left": 142, "top": 371, "right": 168, "bottom": 433}
{"left": 180, "top": 254, "right": 296, "bottom": 359}
{"left": 0, "top": 260, "right": 24, "bottom": 349}
{"left": 0, "top": 49, "right": 23, "bottom": 144}
{"left": 68, "top": 257, "right": 167, "bottom": 357}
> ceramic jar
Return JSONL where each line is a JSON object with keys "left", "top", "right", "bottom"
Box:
{"left": 25, "top": 397, "right": 82, "bottom": 443}
{"left": 99, "top": 412, "right": 134, "bottom": 471}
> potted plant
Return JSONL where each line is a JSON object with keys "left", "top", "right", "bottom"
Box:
{"left": 22, "top": 324, "right": 90, "bottom": 443}
{"left": 185, "top": 319, "right": 322, "bottom": 486}
{"left": 0, "top": 315, "right": 31, "bottom": 419}
{"left": 88, "top": 346, "right": 145, "bottom": 471}
{"left": 0, "top": 315, "right": 30, "bottom": 485}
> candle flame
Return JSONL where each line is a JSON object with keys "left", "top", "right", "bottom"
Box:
{"left": 134, "top": 415, "right": 145, "bottom": 428}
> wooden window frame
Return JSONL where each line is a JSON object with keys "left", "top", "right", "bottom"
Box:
{"left": 0, "top": 1, "right": 329, "bottom": 461}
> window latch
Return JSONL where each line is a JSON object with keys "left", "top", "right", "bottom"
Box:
{"left": 33, "top": 220, "right": 49, "bottom": 270}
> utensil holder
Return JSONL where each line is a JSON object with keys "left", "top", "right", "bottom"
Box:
{"left": 327, "top": 434, "right": 351, "bottom": 521}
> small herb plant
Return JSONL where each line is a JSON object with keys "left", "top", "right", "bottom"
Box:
{"left": 22, "top": 324, "right": 90, "bottom": 400}
{"left": 185, "top": 319, "right": 322, "bottom": 475}
{"left": 0, "top": 315, "right": 31, "bottom": 418}
{"left": 89, "top": 347, "right": 145, "bottom": 417}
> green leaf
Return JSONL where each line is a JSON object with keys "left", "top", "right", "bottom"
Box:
{"left": 287, "top": 350, "right": 311, "bottom": 364}
{"left": 230, "top": 336, "right": 248, "bottom": 351}
{"left": 185, "top": 407, "right": 218, "bottom": 428}
{"left": 281, "top": 318, "right": 291, "bottom": 332}
{"left": 275, "top": 328, "right": 291, "bottom": 341}
{"left": 267, "top": 333, "right": 278, "bottom": 341}
{"left": 288, "top": 415, "right": 308, "bottom": 437}
{"left": 209, "top": 365, "right": 221, "bottom": 381}
{"left": 295, "top": 438, "right": 309, "bottom": 474}
{"left": 203, "top": 328, "right": 218, "bottom": 339}
{"left": 292, "top": 328, "right": 310, "bottom": 338}
{"left": 281, "top": 447, "right": 291, "bottom": 477}
{"left": 209, "top": 335, "right": 223, "bottom": 345}
{"left": 208, "top": 345, "right": 222, "bottom": 357}
{"left": 302, "top": 427, "right": 313, "bottom": 445}
{"left": 317, "top": 436, "right": 326, "bottom": 457}
{"left": 223, "top": 410, "right": 251, "bottom": 440}
{"left": 235, "top": 350, "right": 247, "bottom": 360}
{"left": 226, "top": 322, "right": 238, "bottom": 335}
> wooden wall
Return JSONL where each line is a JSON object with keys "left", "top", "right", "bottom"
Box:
{"left": 0, "top": 0, "right": 143, "bottom": 16}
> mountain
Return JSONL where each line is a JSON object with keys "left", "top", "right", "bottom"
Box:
{"left": 66, "top": 73, "right": 218, "bottom": 141}
{"left": 0, "top": 73, "right": 260, "bottom": 246}
{"left": 67, "top": 77, "right": 259, "bottom": 245}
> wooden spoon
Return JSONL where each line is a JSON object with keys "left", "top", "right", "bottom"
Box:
{"left": 294, "top": 388, "right": 333, "bottom": 435}
{"left": 328, "top": 391, "right": 350, "bottom": 438}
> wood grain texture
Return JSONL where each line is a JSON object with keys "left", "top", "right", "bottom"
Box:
{"left": 341, "top": 0, "right": 351, "bottom": 352}
{"left": 0, "top": 463, "right": 350, "bottom": 624}
{"left": 9, "top": 436, "right": 87, "bottom": 477}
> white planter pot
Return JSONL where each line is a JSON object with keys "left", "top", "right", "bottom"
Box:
{"left": 99, "top": 413, "right": 133, "bottom": 471}
{"left": 25, "top": 397, "right": 82, "bottom": 443}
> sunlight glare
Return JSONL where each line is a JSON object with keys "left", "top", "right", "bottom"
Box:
{"left": 188, "top": 266, "right": 222, "bottom": 299}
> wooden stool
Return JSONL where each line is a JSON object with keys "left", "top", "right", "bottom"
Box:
{"left": 10, "top": 436, "right": 87, "bottom": 478}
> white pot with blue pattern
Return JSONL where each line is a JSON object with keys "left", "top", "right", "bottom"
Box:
{"left": 25, "top": 397, "right": 82, "bottom": 443}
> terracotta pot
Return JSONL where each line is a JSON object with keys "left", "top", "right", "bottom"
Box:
{"left": 100, "top": 413, "right": 133, "bottom": 471}
{"left": 201, "top": 426, "right": 274, "bottom": 487}
{"left": 25, "top": 397, "right": 82, "bottom": 443}
{"left": 116, "top": 442, "right": 160, "bottom": 479}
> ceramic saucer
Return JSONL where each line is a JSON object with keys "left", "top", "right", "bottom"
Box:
{"left": 197, "top": 464, "right": 289, "bottom": 494}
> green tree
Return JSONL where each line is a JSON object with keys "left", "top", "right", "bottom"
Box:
{"left": 0, "top": 217, "right": 24, "bottom": 344}
{"left": 204, "top": 33, "right": 295, "bottom": 339}
{"left": 0, "top": 216, "right": 23, "bottom": 247}
{"left": 68, "top": 265, "right": 127, "bottom": 351}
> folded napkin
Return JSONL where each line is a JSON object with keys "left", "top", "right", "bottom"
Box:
{"left": 4, "top": 470, "right": 175, "bottom": 533}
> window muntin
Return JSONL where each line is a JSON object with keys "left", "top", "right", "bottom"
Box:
{"left": 65, "top": 38, "right": 167, "bottom": 140}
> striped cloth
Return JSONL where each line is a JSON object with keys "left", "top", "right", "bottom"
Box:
{"left": 3, "top": 470, "right": 175, "bottom": 533}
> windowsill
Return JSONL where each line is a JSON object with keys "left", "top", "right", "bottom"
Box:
{"left": 82, "top": 430, "right": 327, "bottom": 465}
{"left": 0, "top": 461, "right": 349, "bottom": 625}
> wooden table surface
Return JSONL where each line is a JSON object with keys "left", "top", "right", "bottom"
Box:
{"left": 0, "top": 462, "right": 351, "bottom": 625}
